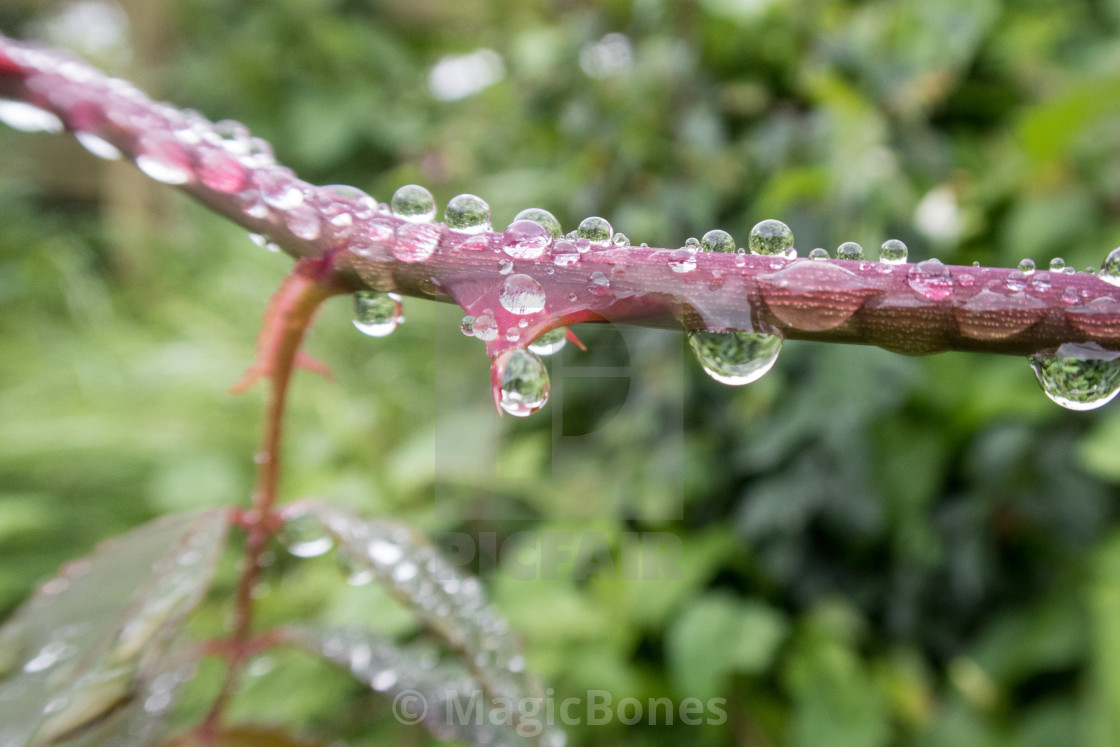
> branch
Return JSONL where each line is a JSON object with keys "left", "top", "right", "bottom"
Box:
{"left": 4, "top": 35, "right": 1120, "bottom": 403}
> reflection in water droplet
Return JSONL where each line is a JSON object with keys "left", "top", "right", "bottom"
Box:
{"left": 283, "top": 515, "right": 334, "bottom": 557}
{"left": 528, "top": 328, "right": 567, "bottom": 356}
{"left": 197, "top": 148, "right": 247, "bottom": 193}
{"left": 587, "top": 271, "right": 610, "bottom": 295}
{"left": 135, "top": 134, "right": 193, "bottom": 185}
{"left": 612, "top": 233, "right": 630, "bottom": 247}
{"left": 700, "top": 229, "right": 735, "bottom": 253}
{"left": 1006, "top": 270, "right": 1028, "bottom": 292}
{"left": 75, "top": 131, "right": 122, "bottom": 160}
{"left": 500, "top": 274, "right": 546, "bottom": 315}
{"left": 836, "top": 242, "right": 863, "bottom": 260}
{"left": 748, "top": 220, "right": 795, "bottom": 258}
{"left": 953, "top": 290, "right": 1047, "bottom": 340}
{"left": 1018, "top": 258, "right": 1036, "bottom": 275}
{"left": 906, "top": 258, "right": 954, "bottom": 300}
{"left": 879, "top": 239, "right": 908, "bottom": 265}
{"left": 392, "top": 223, "right": 441, "bottom": 263}
{"left": 513, "top": 208, "right": 562, "bottom": 238}
{"left": 460, "top": 316, "right": 475, "bottom": 336}
{"left": 808, "top": 248, "right": 829, "bottom": 260}
{"left": 1030, "top": 342, "right": 1120, "bottom": 410}
{"left": 668, "top": 247, "right": 698, "bottom": 273}
{"left": 1029, "top": 271, "right": 1052, "bottom": 292}
{"left": 497, "top": 349, "right": 550, "bottom": 417}
{"left": 390, "top": 184, "right": 436, "bottom": 223}
{"left": 577, "top": 216, "right": 612, "bottom": 243}
{"left": 353, "top": 291, "right": 401, "bottom": 337}
{"left": 285, "top": 204, "right": 321, "bottom": 240}
{"left": 498, "top": 258, "right": 514, "bottom": 275}
{"left": 502, "top": 219, "right": 553, "bottom": 259}
{"left": 688, "top": 331, "right": 782, "bottom": 385}
{"left": 0, "top": 100, "right": 63, "bottom": 133}
{"left": 444, "top": 194, "right": 491, "bottom": 234}
{"left": 552, "top": 240, "right": 581, "bottom": 267}
{"left": 1099, "top": 247, "right": 1120, "bottom": 287}
{"left": 472, "top": 314, "right": 498, "bottom": 341}
{"left": 1050, "top": 257, "right": 1066, "bottom": 272}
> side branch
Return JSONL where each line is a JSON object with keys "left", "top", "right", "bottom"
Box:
{"left": 2, "top": 35, "right": 1119, "bottom": 361}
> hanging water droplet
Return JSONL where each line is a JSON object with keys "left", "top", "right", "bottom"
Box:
{"left": 0, "top": 100, "right": 63, "bottom": 133}
{"left": 528, "top": 328, "right": 567, "bottom": 355}
{"left": 668, "top": 247, "right": 698, "bottom": 273}
{"left": 1099, "top": 247, "right": 1120, "bottom": 287}
{"left": 496, "top": 349, "right": 550, "bottom": 417}
{"left": 472, "top": 313, "right": 498, "bottom": 341}
{"left": 700, "top": 229, "right": 735, "bottom": 253}
{"left": 498, "top": 258, "right": 514, "bottom": 275}
{"left": 390, "top": 184, "right": 436, "bottom": 223}
{"left": 513, "top": 208, "right": 562, "bottom": 238}
{"left": 135, "top": 133, "right": 193, "bottom": 185}
{"left": 282, "top": 514, "right": 334, "bottom": 557}
{"left": 688, "top": 331, "right": 782, "bottom": 385}
{"left": 836, "top": 241, "right": 863, "bottom": 260}
{"left": 808, "top": 248, "right": 830, "bottom": 261}
{"left": 879, "top": 239, "right": 908, "bottom": 265}
{"left": 612, "top": 232, "right": 630, "bottom": 247}
{"left": 1029, "top": 342, "right": 1120, "bottom": 411}
{"left": 748, "top": 219, "right": 795, "bottom": 258}
{"left": 392, "top": 223, "right": 441, "bottom": 263}
{"left": 906, "top": 258, "right": 954, "bottom": 300}
{"left": 248, "top": 233, "right": 278, "bottom": 252}
{"left": 444, "top": 193, "right": 491, "bottom": 233}
{"left": 352, "top": 291, "right": 401, "bottom": 337}
{"left": 587, "top": 270, "right": 611, "bottom": 295}
{"left": 460, "top": 315, "right": 475, "bottom": 336}
{"left": 1050, "top": 257, "right": 1067, "bottom": 272}
{"left": 1018, "top": 258, "right": 1036, "bottom": 276}
{"left": 75, "top": 131, "right": 122, "bottom": 160}
{"left": 552, "top": 239, "right": 581, "bottom": 267}
{"left": 499, "top": 274, "right": 546, "bottom": 315}
{"left": 502, "top": 219, "right": 553, "bottom": 259}
{"left": 577, "top": 216, "right": 612, "bottom": 243}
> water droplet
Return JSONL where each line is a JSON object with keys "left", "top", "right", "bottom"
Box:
{"left": 758, "top": 261, "right": 877, "bottom": 331}
{"left": 1018, "top": 258, "right": 1036, "bottom": 275}
{"left": 748, "top": 219, "right": 794, "bottom": 257}
{"left": 75, "top": 131, "right": 121, "bottom": 160}
{"left": 1050, "top": 257, "right": 1067, "bottom": 272}
{"left": 688, "top": 331, "right": 782, "bottom": 385}
{"left": 957, "top": 272, "right": 975, "bottom": 288}
{"left": 248, "top": 233, "right": 278, "bottom": 253}
{"left": 257, "top": 169, "right": 304, "bottom": 210}
{"left": 1099, "top": 247, "right": 1120, "bottom": 287}
{"left": 472, "top": 314, "right": 498, "bottom": 341}
{"left": 496, "top": 349, "right": 550, "bottom": 417}
{"left": 1062, "top": 287, "right": 1080, "bottom": 304}
{"left": 1029, "top": 271, "right": 1052, "bottom": 292}
{"left": 552, "top": 239, "right": 581, "bottom": 267}
{"left": 836, "top": 241, "right": 863, "bottom": 260}
{"left": 1030, "top": 342, "right": 1120, "bottom": 410}
{"left": 577, "top": 216, "right": 612, "bottom": 243}
{"left": 668, "top": 247, "right": 698, "bottom": 273}
{"left": 460, "top": 315, "right": 475, "bottom": 336}
{"left": 285, "top": 204, "right": 321, "bottom": 240}
{"left": 505, "top": 328, "right": 521, "bottom": 342}
{"left": 499, "top": 274, "right": 546, "bottom": 315}
{"left": 528, "top": 328, "right": 567, "bottom": 355}
{"left": 498, "top": 258, "right": 514, "bottom": 275}
{"left": 879, "top": 239, "right": 908, "bottom": 265}
{"left": 392, "top": 223, "right": 441, "bottom": 263}
{"left": 390, "top": 184, "right": 436, "bottom": 223}
{"left": 0, "top": 99, "right": 63, "bottom": 133}
{"left": 196, "top": 148, "right": 247, "bottom": 193}
{"left": 1006, "top": 270, "right": 1028, "bottom": 292}
{"left": 135, "top": 133, "right": 193, "bottom": 184}
{"left": 444, "top": 193, "right": 491, "bottom": 233}
{"left": 513, "top": 208, "right": 562, "bottom": 238}
{"left": 700, "top": 229, "right": 735, "bottom": 253}
{"left": 574, "top": 238, "right": 592, "bottom": 254}
{"left": 502, "top": 219, "right": 553, "bottom": 259}
{"left": 906, "top": 258, "right": 954, "bottom": 300}
{"left": 1065, "top": 296, "right": 1120, "bottom": 337}
{"left": 587, "top": 270, "right": 611, "bottom": 295}
{"left": 282, "top": 514, "right": 334, "bottom": 557}
{"left": 953, "top": 290, "right": 1047, "bottom": 340}
{"left": 685, "top": 237, "right": 701, "bottom": 248}
{"left": 612, "top": 232, "right": 630, "bottom": 247}
{"left": 352, "top": 291, "right": 401, "bottom": 337}
{"left": 808, "top": 248, "right": 830, "bottom": 261}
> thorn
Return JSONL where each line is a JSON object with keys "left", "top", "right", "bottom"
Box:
{"left": 566, "top": 328, "right": 588, "bottom": 351}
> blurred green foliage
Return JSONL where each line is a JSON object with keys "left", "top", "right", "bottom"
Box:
{"left": 4, "top": 0, "right": 1120, "bottom": 744}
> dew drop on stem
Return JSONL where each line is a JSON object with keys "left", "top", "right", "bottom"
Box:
{"left": 700, "top": 229, "right": 735, "bottom": 253}
{"left": 808, "top": 248, "right": 829, "bottom": 260}
{"left": 688, "top": 330, "right": 782, "bottom": 385}
{"left": 1029, "top": 342, "right": 1120, "bottom": 411}
{"left": 836, "top": 241, "right": 863, "bottom": 260}
{"left": 577, "top": 216, "right": 612, "bottom": 243}
{"left": 513, "top": 208, "right": 562, "bottom": 238}
{"left": 879, "top": 239, "right": 908, "bottom": 265}
{"left": 495, "top": 349, "right": 550, "bottom": 417}
{"left": 502, "top": 219, "right": 553, "bottom": 259}
{"left": 499, "top": 274, "right": 546, "bottom": 315}
{"left": 748, "top": 219, "right": 795, "bottom": 258}
{"left": 1099, "top": 247, "right": 1120, "bottom": 287}
{"left": 528, "top": 328, "right": 567, "bottom": 356}
{"left": 444, "top": 193, "right": 491, "bottom": 234}
{"left": 352, "top": 291, "right": 402, "bottom": 337}
{"left": 390, "top": 184, "right": 436, "bottom": 223}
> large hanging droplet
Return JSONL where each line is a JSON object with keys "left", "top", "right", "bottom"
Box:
{"left": 879, "top": 239, "right": 908, "bottom": 265}
{"left": 500, "top": 274, "right": 546, "bottom": 315}
{"left": 1029, "top": 342, "right": 1120, "bottom": 411}
{"left": 528, "top": 328, "right": 567, "bottom": 356}
{"left": 135, "top": 133, "right": 193, "bottom": 185}
{"left": 577, "top": 216, "right": 613, "bottom": 243}
{"left": 748, "top": 220, "right": 795, "bottom": 258}
{"left": 513, "top": 208, "right": 562, "bottom": 238}
{"left": 502, "top": 219, "right": 553, "bottom": 259}
{"left": 688, "top": 330, "right": 782, "bottom": 385}
{"left": 700, "top": 229, "right": 735, "bottom": 253}
{"left": 390, "top": 184, "right": 436, "bottom": 223}
{"left": 1099, "top": 247, "right": 1120, "bottom": 287}
{"left": 444, "top": 193, "right": 491, "bottom": 234}
{"left": 75, "top": 131, "right": 122, "bottom": 161}
{"left": 352, "top": 291, "right": 402, "bottom": 337}
{"left": 496, "top": 349, "right": 550, "bottom": 417}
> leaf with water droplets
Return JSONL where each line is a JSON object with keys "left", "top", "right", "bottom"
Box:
{"left": 278, "top": 503, "right": 560, "bottom": 744}
{"left": 0, "top": 510, "right": 228, "bottom": 745}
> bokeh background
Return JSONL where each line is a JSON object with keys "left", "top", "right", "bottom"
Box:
{"left": 4, "top": 0, "right": 1120, "bottom": 744}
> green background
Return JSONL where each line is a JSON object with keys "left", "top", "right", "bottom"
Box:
{"left": 4, "top": 0, "right": 1120, "bottom": 744}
